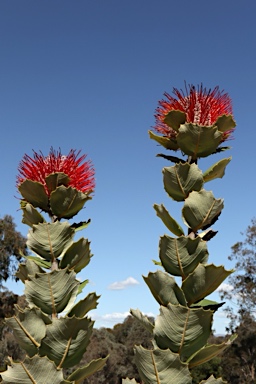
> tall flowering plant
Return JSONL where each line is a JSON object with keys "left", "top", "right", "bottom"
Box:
{"left": 1, "top": 149, "right": 107, "bottom": 384}
{"left": 125, "top": 84, "right": 237, "bottom": 384}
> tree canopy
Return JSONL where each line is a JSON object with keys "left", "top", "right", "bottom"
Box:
{"left": 0, "top": 215, "right": 27, "bottom": 286}
{"left": 220, "top": 217, "right": 256, "bottom": 330}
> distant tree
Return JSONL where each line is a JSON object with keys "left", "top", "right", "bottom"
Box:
{"left": 190, "top": 335, "right": 224, "bottom": 383}
{"left": 219, "top": 217, "right": 256, "bottom": 331}
{"left": 221, "top": 315, "right": 256, "bottom": 384}
{"left": 191, "top": 356, "right": 223, "bottom": 384}
{"left": 71, "top": 316, "right": 153, "bottom": 383}
{"left": 0, "top": 215, "right": 28, "bottom": 369}
{"left": 111, "top": 315, "right": 153, "bottom": 381}
{"left": 71, "top": 327, "right": 127, "bottom": 384}
{"left": 218, "top": 218, "right": 256, "bottom": 383}
{"left": 0, "top": 289, "right": 26, "bottom": 370}
{"left": 0, "top": 215, "right": 27, "bottom": 286}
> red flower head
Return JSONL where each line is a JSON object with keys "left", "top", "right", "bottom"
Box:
{"left": 154, "top": 83, "right": 234, "bottom": 141}
{"left": 17, "top": 148, "right": 95, "bottom": 196}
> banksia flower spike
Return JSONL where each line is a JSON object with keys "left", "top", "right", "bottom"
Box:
{"left": 17, "top": 148, "right": 95, "bottom": 219}
{"left": 150, "top": 83, "right": 236, "bottom": 157}
{"left": 17, "top": 148, "right": 95, "bottom": 196}
{"left": 154, "top": 83, "right": 234, "bottom": 142}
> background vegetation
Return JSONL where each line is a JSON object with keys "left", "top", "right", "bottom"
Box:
{"left": 1, "top": 216, "right": 256, "bottom": 383}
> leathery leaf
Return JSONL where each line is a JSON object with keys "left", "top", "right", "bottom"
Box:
{"left": 5, "top": 306, "right": 51, "bottom": 357}
{"left": 154, "top": 303, "right": 213, "bottom": 361}
{"left": 182, "top": 264, "right": 234, "bottom": 306}
{"left": 25, "top": 268, "right": 79, "bottom": 316}
{"left": 39, "top": 316, "right": 94, "bottom": 368}
{"left": 27, "top": 221, "right": 74, "bottom": 261}
{"left": 134, "top": 346, "right": 191, "bottom": 384}
{"left": 159, "top": 235, "right": 208, "bottom": 278}
{"left": 1, "top": 355, "right": 70, "bottom": 384}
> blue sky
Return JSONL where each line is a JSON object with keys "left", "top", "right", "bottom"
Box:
{"left": 1, "top": 0, "right": 256, "bottom": 334}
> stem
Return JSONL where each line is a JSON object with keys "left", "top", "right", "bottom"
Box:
{"left": 50, "top": 216, "right": 59, "bottom": 318}
{"left": 51, "top": 259, "right": 58, "bottom": 271}
{"left": 50, "top": 214, "right": 59, "bottom": 272}
{"left": 187, "top": 156, "right": 198, "bottom": 165}
{"left": 187, "top": 155, "right": 198, "bottom": 238}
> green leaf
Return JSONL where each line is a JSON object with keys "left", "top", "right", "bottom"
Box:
{"left": 27, "top": 221, "right": 74, "bottom": 261}
{"left": 25, "top": 269, "right": 79, "bottom": 316}
{"left": 130, "top": 309, "right": 154, "bottom": 333}
{"left": 24, "top": 255, "right": 51, "bottom": 269}
{"left": 163, "top": 110, "right": 186, "bottom": 132}
{"left": 45, "top": 172, "right": 70, "bottom": 194}
{"left": 148, "top": 130, "right": 179, "bottom": 150}
{"left": 188, "top": 334, "right": 237, "bottom": 368}
{"left": 200, "top": 375, "right": 227, "bottom": 383}
{"left": 154, "top": 304, "right": 213, "bottom": 361}
{"left": 154, "top": 204, "right": 184, "bottom": 236}
{"left": 159, "top": 235, "right": 209, "bottom": 278}
{"left": 67, "top": 293, "right": 100, "bottom": 318}
{"left": 182, "top": 190, "right": 224, "bottom": 232}
{"left": 156, "top": 154, "right": 186, "bottom": 163}
{"left": 143, "top": 270, "right": 187, "bottom": 307}
{"left": 39, "top": 317, "right": 93, "bottom": 368}
{"left": 1, "top": 355, "right": 70, "bottom": 384}
{"left": 18, "top": 179, "right": 49, "bottom": 211}
{"left": 163, "top": 163, "right": 203, "bottom": 201}
{"left": 21, "top": 203, "right": 45, "bottom": 227}
{"left": 203, "top": 158, "right": 231, "bottom": 182}
{"left": 77, "top": 279, "right": 89, "bottom": 295}
{"left": 5, "top": 306, "right": 52, "bottom": 357}
{"left": 177, "top": 124, "right": 222, "bottom": 158}
{"left": 67, "top": 356, "right": 108, "bottom": 383}
{"left": 71, "top": 220, "right": 91, "bottom": 232}
{"left": 190, "top": 299, "right": 225, "bottom": 312}
{"left": 198, "top": 229, "right": 218, "bottom": 242}
{"left": 214, "top": 114, "right": 236, "bottom": 133}
{"left": 215, "top": 146, "right": 230, "bottom": 153}
{"left": 59, "top": 238, "right": 92, "bottom": 273}
{"left": 134, "top": 346, "right": 191, "bottom": 384}
{"left": 50, "top": 186, "right": 91, "bottom": 219}
{"left": 182, "top": 264, "right": 234, "bottom": 305}
{"left": 152, "top": 259, "right": 162, "bottom": 266}
{"left": 15, "top": 259, "right": 45, "bottom": 283}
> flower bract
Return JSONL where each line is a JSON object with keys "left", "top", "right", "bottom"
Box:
{"left": 17, "top": 148, "right": 95, "bottom": 195}
{"left": 154, "top": 83, "right": 234, "bottom": 142}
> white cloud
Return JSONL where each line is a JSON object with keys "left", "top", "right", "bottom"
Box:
{"left": 92, "top": 311, "right": 156, "bottom": 327}
{"left": 91, "top": 311, "right": 131, "bottom": 326}
{"left": 108, "top": 276, "right": 139, "bottom": 290}
{"left": 102, "top": 312, "right": 130, "bottom": 321}
{"left": 216, "top": 283, "right": 233, "bottom": 292}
